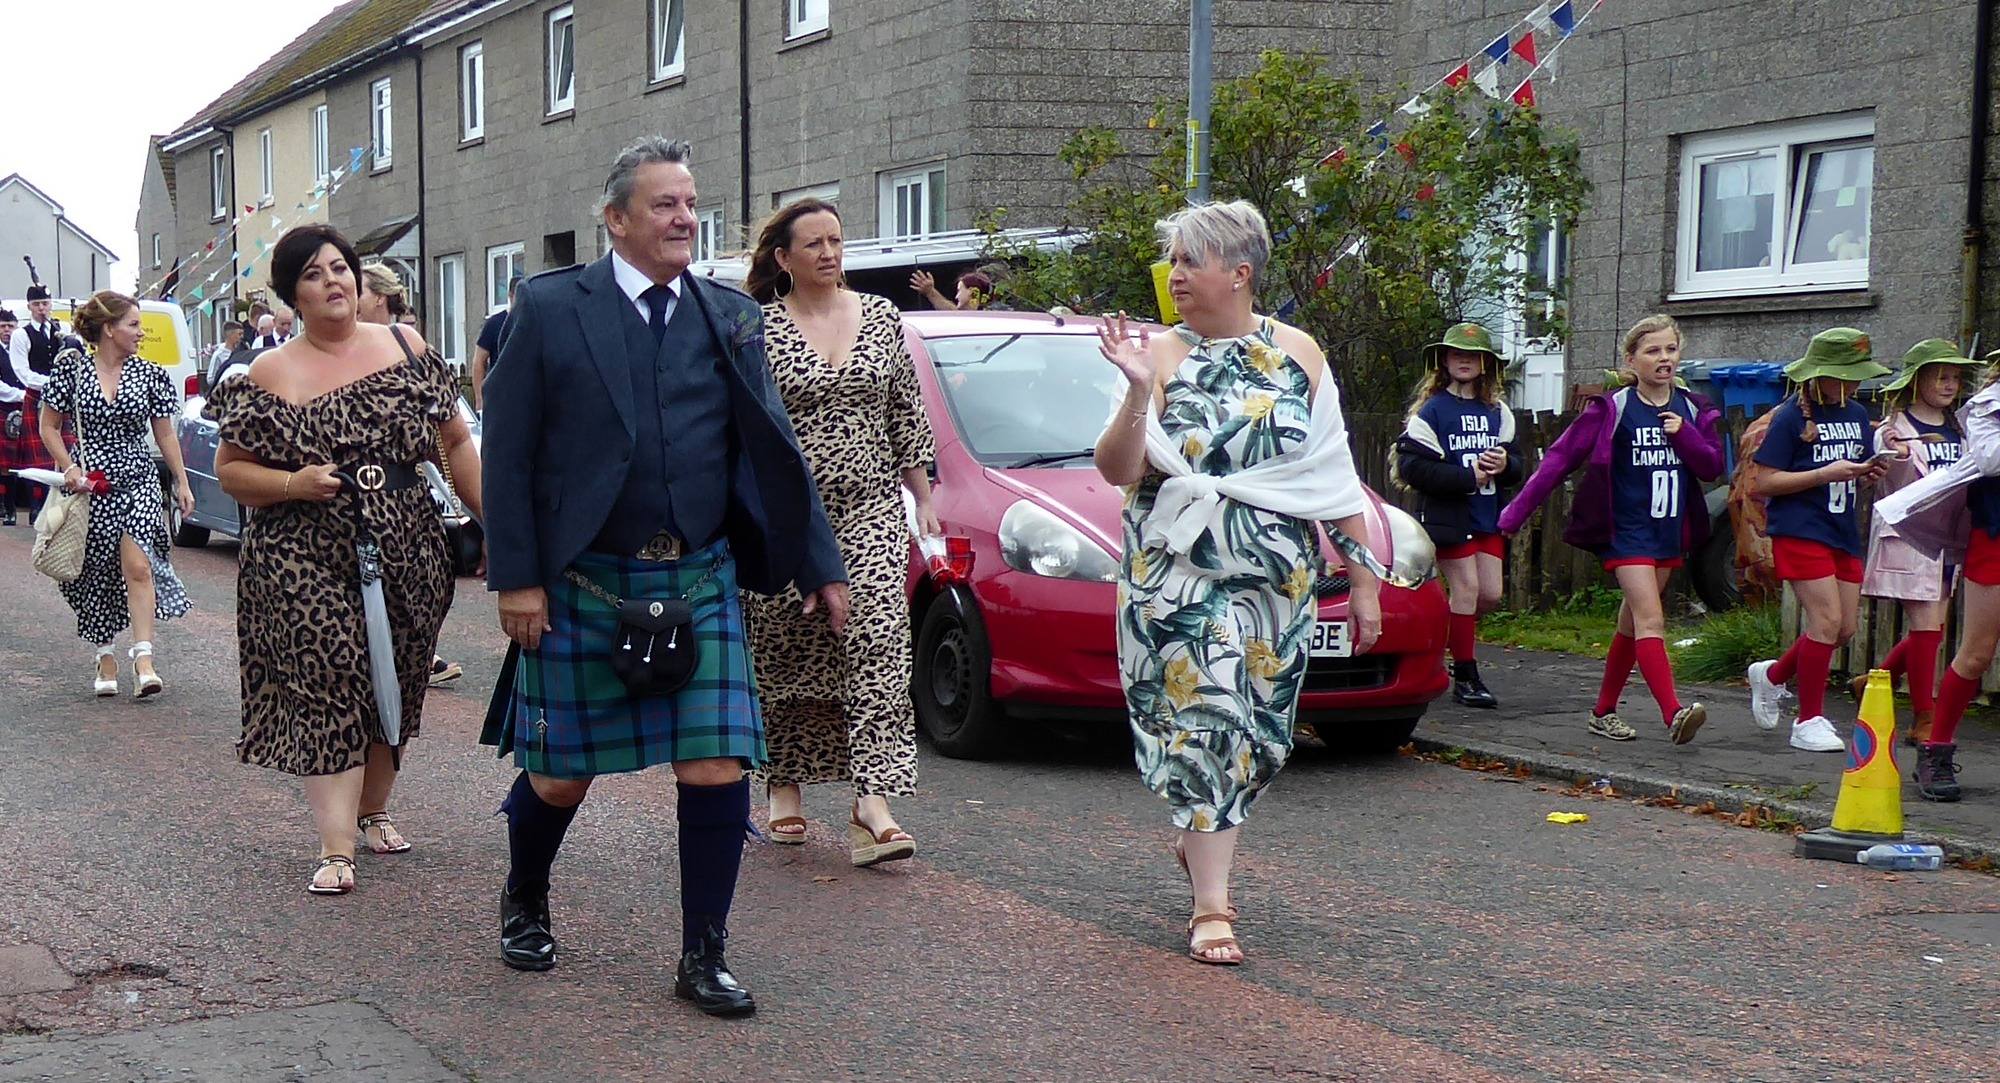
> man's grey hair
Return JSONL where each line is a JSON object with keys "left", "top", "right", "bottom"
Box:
{"left": 1156, "top": 200, "right": 1272, "bottom": 289}
{"left": 256, "top": 314, "right": 275, "bottom": 331}
{"left": 599, "top": 137, "right": 693, "bottom": 214}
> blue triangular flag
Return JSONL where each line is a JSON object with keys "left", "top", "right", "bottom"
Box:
{"left": 1366, "top": 120, "right": 1388, "bottom": 149}
{"left": 1485, "top": 33, "right": 1511, "bottom": 62}
{"left": 349, "top": 146, "right": 366, "bottom": 169}
{"left": 1550, "top": 1, "right": 1576, "bottom": 36}
{"left": 241, "top": 265, "right": 257, "bottom": 279}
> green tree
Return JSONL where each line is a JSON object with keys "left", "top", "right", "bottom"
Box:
{"left": 986, "top": 50, "right": 1589, "bottom": 415}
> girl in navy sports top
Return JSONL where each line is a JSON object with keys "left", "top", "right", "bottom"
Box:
{"left": 1745, "top": 328, "right": 1890, "bottom": 753}
{"left": 1499, "top": 316, "right": 1725, "bottom": 744}
{"left": 1395, "top": 322, "right": 1520, "bottom": 709}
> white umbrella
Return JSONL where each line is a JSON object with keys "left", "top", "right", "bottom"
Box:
{"left": 337, "top": 472, "right": 402, "bottom": 746}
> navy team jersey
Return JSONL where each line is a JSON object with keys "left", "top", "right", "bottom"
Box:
{"left": 1753, "top": 396, "right": 1873, "bottom": 555}
{"left": 1907, "top": 415, "right": 1963, "bottom": 472}
{"left": 1415, "top": 391, "right": 1506, "bottom": 535}
{"left": 1605, "top": 388, "right": 1690, "bottom": 560}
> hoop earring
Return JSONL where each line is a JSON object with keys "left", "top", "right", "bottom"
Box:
{"left": 775, "top": 270, "right": 794, "bottom": 301}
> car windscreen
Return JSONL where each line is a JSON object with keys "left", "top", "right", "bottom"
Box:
{"left": 923, "top": 333, "right": 1128, "bottom": 466}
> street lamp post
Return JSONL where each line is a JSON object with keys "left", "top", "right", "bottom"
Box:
{"left": 1188, "top": 0, "right": 1212, "bottom": 204}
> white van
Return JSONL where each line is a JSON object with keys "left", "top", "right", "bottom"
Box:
{"left": 3, "top": 297, "right": 200, "bottom": 404}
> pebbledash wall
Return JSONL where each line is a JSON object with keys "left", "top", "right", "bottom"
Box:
{"left": 413, "top": 0, "right": 1388, "bottom": 365}
{"left": 1389, "top": 0, "right": 1999, "bottom": 383}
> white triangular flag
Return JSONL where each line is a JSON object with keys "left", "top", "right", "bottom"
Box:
{"left": 1473, "top": 63, "right": 1503, "bottom": 98}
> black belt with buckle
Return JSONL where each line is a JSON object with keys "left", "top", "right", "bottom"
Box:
{"left": 343, "top": 462, "right": 424, "bottom": 493}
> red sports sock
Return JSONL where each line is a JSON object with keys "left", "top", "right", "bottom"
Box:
{"left": 1878, "top": 636, "right": 1911, "bottom": 687}
{"left": 1906, "top": 629, "right": 1943, "bottom": 713}
{"left": 1767, "top": 635, "right": 1808, "bottom": 685}
{"left": 1449, "top": 613, "right": 1477, "bottom": 665}
{"left": 1634, "top": 636, "right": 1682, "bottom": 723}
{"left": 1791, "top": 637, "right": 1838, "bottom": 723}
{"left": 1594, "top": 633, "right": 1636, "bottom": 716}
{"left": 1930, "top": 665, "right": 1979, "bottom": 746}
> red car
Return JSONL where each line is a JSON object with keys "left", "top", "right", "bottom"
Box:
{"left": 899, "top": 310, "right": 1449, "bottom": 759}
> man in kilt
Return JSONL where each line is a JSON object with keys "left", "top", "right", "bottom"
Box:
{"left": 480, "top": 137, "right": 847, "bottom": 1018}
{"left": 0, "top": 302, "right": 59, "bottom": 525}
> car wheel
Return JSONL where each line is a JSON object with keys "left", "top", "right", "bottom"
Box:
{"left": 1690, "top": 513, "right": 1741, "bottom": 613}
{"left": 164, "top": 479, "right": 208, "bottom": 548}
{"left": 913, "top": 591, "right": 1006, "bottom": 759}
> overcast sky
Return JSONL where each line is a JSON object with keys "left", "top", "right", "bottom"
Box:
{"left": 3, "top": 0, "right": 347, "bottom": 293}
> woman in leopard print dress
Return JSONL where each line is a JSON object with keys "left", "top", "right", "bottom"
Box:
{"left": 742, "top": 199, "right": 938, "bottom": 866}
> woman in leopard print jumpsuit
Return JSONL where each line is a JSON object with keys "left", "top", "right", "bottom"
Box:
{"left": 742, "top": 199, "right": 938, "bottom": 866}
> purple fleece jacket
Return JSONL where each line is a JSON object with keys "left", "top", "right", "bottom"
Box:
{"left": 1497, "top": 386, "right": 1727, "bottom": 551}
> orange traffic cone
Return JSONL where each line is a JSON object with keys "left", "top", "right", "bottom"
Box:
{"left": 1796, "top": 669, "right": 1906, "bottom": 862}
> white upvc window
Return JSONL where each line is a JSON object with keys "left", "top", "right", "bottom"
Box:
{"left": 437, "top": 254, "right": 466, "bottom": 365}
{"left": 774, "top": 181, "right": 840, "bottom": 209}
{"left": 696, "top": 208, "right": 724, "bottom": 262}
{"left": 311, "top": 104, "right": 330, "bottom": 181}
{"left": 460, "top": 42, "right": 485, "bottom": 140}
{"left": 210, "top": 145, "right": 227, "bottom": 219}
{"left": 787, "top": 0, "right": 829, "bottom": 38}
{"left": 652, "top": 0, "right": 685, "bottom": 81}
{"left": 214, "top": 304, "right": 232, "bottom": 346}
{"left": 370, "top": 78, "right": 394, "bottom": 168}
{"left": 486, "top": 242, "right": 525, "bottom": 314}
{"left": 1674, "top": 113, "right": 1874, "bottom": 299}
{"left": 258, "top": 128, "right": 274, "bottom": 202}
{"left": 547, "top": 5, "right": 576, "bottom": 115}
{"left": 880, "top": 164, "right": 945, "bottom": 241}
{"left": 152, "top": 234, "right": 162, "bottom": 269}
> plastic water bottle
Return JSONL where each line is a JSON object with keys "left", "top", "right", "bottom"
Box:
{"left": 1855, "top": 843, "right": 1944, "bottom": 871}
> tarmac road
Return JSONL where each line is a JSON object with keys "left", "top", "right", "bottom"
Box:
{"left": 2, "top": 532, "right": 1996, "bottom": 1082}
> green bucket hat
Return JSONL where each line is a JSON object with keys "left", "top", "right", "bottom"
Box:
{"left": 1783, "top": 327, "right": 1891, "bottom": 383}
{"left": 1879, "top": 338, "right": 1981, "bottom": 395}
{"left": 1423, "top": 322, "right": 1503, "bottom": 370}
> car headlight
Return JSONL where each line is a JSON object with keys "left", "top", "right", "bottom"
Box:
{"left": 998, "top": 501, "right": 1119, "bottom": 582}
{"left": 1380, "top": 503, "right": 1437, "bottom": 585}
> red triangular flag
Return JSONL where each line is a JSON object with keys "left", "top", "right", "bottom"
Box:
{"left": 1443, "top": 62, "right": 1471, "bottom": 88}
{"left": 1395, "top": 141, "right": 1416, "bottom": 165}
{"left": 1320, "top": 145, "right": 1349, "bottom": 167}
{"left": 1511, "top": 32, "right": 1538, "bottom": 66}
{"left": 1416, "top": 183, "right": 1437, "bottom": 202}
{"left": 1511, "top": 78, "right": 1537, "bottom": 107}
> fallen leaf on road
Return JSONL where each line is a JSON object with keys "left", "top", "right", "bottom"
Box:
{"left": 812, "top": 876, "right": 838, "bottom": 884}
{"left": 1546, "top": 812, "right": 1590, "bottom": 825}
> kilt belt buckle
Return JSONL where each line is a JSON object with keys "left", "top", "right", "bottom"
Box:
{"left": 355, "top": 464, "right": 387, "bottom": 492}
{"left": 636, "top": 530, "right": 685, "bottom": 562}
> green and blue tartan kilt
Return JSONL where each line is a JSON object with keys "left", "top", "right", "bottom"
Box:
{"left": 502, "top": 541, "right": 765, "bottom": 778}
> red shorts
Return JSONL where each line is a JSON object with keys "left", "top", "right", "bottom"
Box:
{"left": 1965, "top": 529, "right": 2000, "bottom": 586}
{"left": 1602, "top": 556, "right": 1685, "bottom": 571}
{"left": 1772, "top": 537, "right": 1863, "bottom": 584}
{"left": 1438, "top": 533, "right": 1506, "bottom": 561}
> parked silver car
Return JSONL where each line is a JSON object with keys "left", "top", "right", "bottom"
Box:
{"left": 169, "top": 389, "right": 484, "bottom": 574}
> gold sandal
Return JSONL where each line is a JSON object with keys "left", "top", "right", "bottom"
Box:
{"left": 307, "top": 854, "right": 356, "bottom": 896}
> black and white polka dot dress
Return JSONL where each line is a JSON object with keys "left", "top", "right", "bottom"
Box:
{"left": 38, "top": 349, "right": 192, "bottom": 645}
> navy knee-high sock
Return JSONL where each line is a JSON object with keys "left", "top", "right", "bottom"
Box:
{"left": 677, "top": 777, "right": 750, "bottom": 953}
{"left": 502, "top": 772, "right": 579, "bottom": 895}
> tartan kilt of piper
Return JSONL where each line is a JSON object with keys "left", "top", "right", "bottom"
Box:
{"left": 0, "top": 390, "right": 58, "bottom": 474}
{"left": 484, "top": 540, "right": 765, "bottom": 778}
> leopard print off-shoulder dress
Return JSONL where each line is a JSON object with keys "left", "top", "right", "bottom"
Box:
{"left": 201, "top": 339, "right": 458, "bottom": 776}
{"left": 744, "top": 293, "right": 936, "bottom": 797}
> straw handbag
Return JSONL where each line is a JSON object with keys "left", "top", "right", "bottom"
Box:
{"left": 31, "top": 405, "right": 90, "bottom": 583}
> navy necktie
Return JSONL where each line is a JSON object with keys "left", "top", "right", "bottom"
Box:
{"left": 642, "top": 283, "right": 673, "bottom": 347}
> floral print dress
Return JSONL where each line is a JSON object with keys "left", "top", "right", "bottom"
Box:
{"left": 1118, "top": 320, "right": 1320, "bottom": 832}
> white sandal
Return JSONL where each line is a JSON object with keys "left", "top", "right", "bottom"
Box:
{"left": 130, "top": 642, "right": 163, "bottom": 698}
{"left": 92, "top": 647, "right": 118, "bottom": 697}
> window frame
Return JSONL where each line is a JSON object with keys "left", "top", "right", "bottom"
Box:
{"left": 786, "top": 0, "right": 829, "bottom": 39}
{"left": 696, "top": 208, "right": 725, "bottom": 262}
{"left": 311, "top": 103, "right": 330, "bottom": 182}
{"left": 879, "top": 164, "right": 946, "bottom": 241}
{"left": 460, "top": 41, "right": 485, "bottom": 141}
{"left": 486, "top": 242, "right": 525, "bottom": 315}
{"left": 257, "top": 127, "right": 274, "bottom": 203}
{"left": 651, "top": 0, "right": 686, "bottom": 82}
{"left": 546, "top": 4, "right": 576, "bottom": 116}
{"left": 1673, "top": 112, "right": 1874, "bottom": 299}
{"left": 210, "top": 145, "right": 227, "bottom": 220}
{"left": 151, "top": 233, "right": 162, "bottom": 270}
{"left": 774, "top": 181, "right": 840, "bottom": 209}
{"left": 370, "top": 77, "right": 394, "bottom": 169}
{"left": 437, "top": 254, "right": 466, "bottom": 365}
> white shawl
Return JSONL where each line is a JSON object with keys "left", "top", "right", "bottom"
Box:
{"left": 1137, "top": 372, "right": 1368, "bottom": 555}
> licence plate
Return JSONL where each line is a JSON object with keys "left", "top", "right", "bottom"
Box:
{"left": 1308, "top": 620, "right": 1350, "bottom": 659}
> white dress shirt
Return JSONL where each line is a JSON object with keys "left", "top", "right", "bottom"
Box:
{"left": 610, "top": 250, "right": 682, "bottom": 327}
{"left": 9, "top": 322, "right": 55, "bottom": 392}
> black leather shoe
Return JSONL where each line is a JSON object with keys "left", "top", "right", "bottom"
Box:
{"left": 674, "top": 927, "right": 755, "bottom": 1017}
{"left": 499, "top": 883, "right": 556, "bottom": 971}
{"left": 1452, "top": 675, "right": 1499, "bottom": 709}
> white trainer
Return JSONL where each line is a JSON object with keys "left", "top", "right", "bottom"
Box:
{"left": 1747, "top": 660, "right": 1784, "bottom": 730}
{"left": 1790, "top": 715, "right": 1846, "bottom": 752}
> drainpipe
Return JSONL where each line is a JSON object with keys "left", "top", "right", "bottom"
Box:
{"left": 738, "top": 0, "right": 752, "bottom": 231}
{"left": 1962, "top": 0, "right": 1993, "bottom": 349}
{"left": 414, "top": 47, "right": 429, "bottom": 329}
